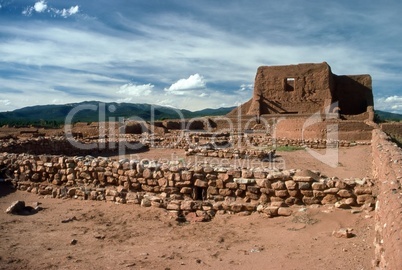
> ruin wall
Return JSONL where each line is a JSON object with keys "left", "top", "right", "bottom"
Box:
{"left": 0, "top": 152, "right": 375, "bottom": 220}
{"left": 372, "top": 129, "right": 402, "bottom": 269}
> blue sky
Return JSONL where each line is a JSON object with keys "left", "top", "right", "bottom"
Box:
{"left": 0, "top": 0, "right": 401, "bottom": 113}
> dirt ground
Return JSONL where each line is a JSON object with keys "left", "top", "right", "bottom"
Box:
{"left": 0, "top": 145, "right": 375, "bottom": 270}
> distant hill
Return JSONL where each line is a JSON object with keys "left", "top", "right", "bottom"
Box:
{"left": 1, "top": 102, "right": 400, "bottom": 128}
{"left": 375, "top": 110, "right": 402, "bottom": 122}
{"left": 0, "top": 101, "right": 236, "bottom": 127}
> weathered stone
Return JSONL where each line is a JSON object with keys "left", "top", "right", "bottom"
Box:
{"left": 313, "top": 190, "right": 325, "bottom": 198}
{"left": 275, "top": 190, "right": 289, "bottom": 198}
{"left": 271, "top": 181, "right": 286, "bottom": 190}
{"left": 141, "top": 198, "right": 151, "bottom": 207}
{"left": 6, "top": 201, "right": 25, "bottom": 214}
{"left": 337, "top": 189, "right": 353, "bottom": 198}
{"left": 194, "top": 179, "right": 208, "bottom": 188}
{"left": 287, "top": 189, "right": 300, "bottom": 197}
{"left": 219, "top": 189, "right": 233, "bottom": 196}
{"left": 225, "top": 182, "right": 238, "bottom": 189}
{"left": 335, "top": 201, "right": 350, "bottom": 209}
{"left": 181, "top": 170, "right": 193, "bottom": 181}
{"left": 321, "top": 194, "right": 338, "bottom": 205}
{"left": 298, "top": 182, "right": 310, "bottom": 190}
{"left": 354, "top": 187, "right": 372, "bottom": 195}
{"left": 332, "top": 228, "right": 354, "bottom": 238}
{"left": 285, "top": 180, "right": 297, "bottom": 190}
{"left": 278, "top": 207, "right": 292, "bottom": 216}
{"left": 142, "top": 168, "right": 153, "bottom": 179}
{"left": 324, "top": 188, "right": 339, "bottom": 194}
{"left": 293, "top": 170, "right": 319, "bottom": 182}
{"left": 247, "top": 186, "right": 260, "bottom": 194}
{"left": 230, "top": 203, "right": 244, "bottom": 212}
{"left": 300, "top": 190, "right": 313, "bottom": 197}
{"left": 263, "top": 206, "right": 279, "bottom": 217}
{"left": 241, "top": 170, "right": 253, "bottom": 179}
{"left": 180, "top": 187, "right": 193, "bottom": 194}
{"left": 233, "top": 178, "right": 255, "bottom": 184}
{"left": 302, "top": 196, "right": 320, "bottom": 205}
{"left": 335, "top": 181, "right": 348, "bottom": 189}
{"left": 180, "top": 200, "right": 194, "bottom": 211}
{"left": 311, "top": 182, "right": 326, "bottom": 190}
{"left": 256, "top": 178, "right": 270, "bottom": 188}
{"left": 356, "top": 194, "right": 375, "bottom": 205}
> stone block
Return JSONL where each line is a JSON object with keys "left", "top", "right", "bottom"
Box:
{"left": 278, "top": 207, "right": 292, "bottom": 216}
{"left": 275, "top": 190, "right": 289, "bottom": 198}
{"left": 337, "top": 189, "right": 353, "bottom": 198}
{"left": 285, "top": 180, "right": 297, "bottom": 190}
{"left": 194, "top": 179, "right": 208, "bottom": 188}
{"left": 302, "top": 196, "right": 320, "bottom": 205}
{"left": 225, "top": 182, "right": 238, "bottom": 189}
{"left": 354, "top": 187, "right": 372, "bottom": 195}
{"left": 256, "top": 178, "right": 270, "bottom": 188}
{"left": 263, "top": 206, "right": 279, "bottom": 217}
{"left": 321, "top": 194, "right": 338, "bottom": 205}
{"left": 311, "top": 182, "right": 326, "bottom": 190}
{"left": 180, "top": 187, "right": 192, "bottom": 194}
{"left": 356, "top": 194, "right": 375, "bottom": 205}
{"left": 247, "top": 186, "right": 260, "bottom": 194}
{"left": 219, "top": 189, "right": 233, "bottom": 196}
{"left": 271, "top": 181, "right": 286, "bottom": 190}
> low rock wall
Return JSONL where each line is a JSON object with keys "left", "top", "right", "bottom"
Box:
{"left": 0, "top": 137, "right": 147, "bottom": 156}
{"left": 372, "top": 129, "right": 402, "bottom": 269}
{"left": 1, "top": 152, "right": 375, "bottom": 220}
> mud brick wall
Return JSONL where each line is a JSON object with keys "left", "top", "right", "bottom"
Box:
{"left": 372, "top": 129, "right": 402, "bottom": 269}
{"left": 1, "top": 153, "right": 375, "bottom": 219}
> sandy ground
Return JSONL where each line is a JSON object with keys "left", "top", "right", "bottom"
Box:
{"left": 0, "top": 145, "right": 375, "bottom": 270}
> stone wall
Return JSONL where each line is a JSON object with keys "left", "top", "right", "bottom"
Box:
{"left": 0, "top": 137, "right": 147, "bottom": 156}
{"left": 1, "top": 152, "right": 375, "bottom": 220}
{"left": 372, "top": 129, "right": 402, "bottom": 269}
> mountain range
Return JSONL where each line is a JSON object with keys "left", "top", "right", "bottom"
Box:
{"left": 0, "top": 101, "right": 236, "bottom": 126}
{"left": 0, "top": 101, "right": 401, "bottom": 127}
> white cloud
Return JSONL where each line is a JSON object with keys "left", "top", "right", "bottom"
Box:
{"left": 385, "top": 95, "right": 402, "bottom": 103}
{"left": 34, "top": 1, "right": 47, "bottom": 13}
{"left": 199, "top": 93, "right": 208, "bottom": 97}
{"left": 375, "top": 95, "right": 402, "bottom": 114}
{"left": 60, "top": 6, "right": 79, "bottom": 18}
{"left": 239, "top": 84, "right": 253, "bottom": 92}
{"left": 165, "top": 74, "right": 206, "bottom": 95}
{"left": 0, "top": 100, "right": 11, "bottom": 106}
{"left": 117, "top": 83, "right": 154, "bottom": 96}
{"left": 22, "top": 2, "right": 79, "bottom": 18}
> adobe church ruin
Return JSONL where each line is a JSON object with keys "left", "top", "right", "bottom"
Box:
{"left": 229, "top": 62, "right": 374, "bottom": 120}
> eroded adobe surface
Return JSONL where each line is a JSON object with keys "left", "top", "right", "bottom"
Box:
{"left": 229, "top": 62, "right": 373, "bottom": 120}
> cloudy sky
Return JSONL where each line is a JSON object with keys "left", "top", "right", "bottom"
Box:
{"left": 0, "top": 0, "right": 401, "bottom": 113}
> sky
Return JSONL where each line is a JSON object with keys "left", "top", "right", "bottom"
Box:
{"left": 0, "top": 0, "right": 401, "bottom": 113}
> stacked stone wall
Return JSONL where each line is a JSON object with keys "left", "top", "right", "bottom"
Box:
{"left": 372, "top": 129, "right": 402, "bottom": 269}
{"left": 1, "top": 152, "right": 375, "bottom": 220}
{"left": 0, "top": 137, "right": 147, "bottom": 156}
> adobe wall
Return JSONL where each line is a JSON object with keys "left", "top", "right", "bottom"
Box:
{"left": 371, "top": 129, "right": 402, "bottom": 269}
{"left": 334, "top": 75, "right": 373, "bottom": 116}
{"left": 227, "top": 62, "right": 373, "bottom": 121}
{"left": 380, "top": 122, "right": 402, "bottom": 138}
{"left": 1, "top": 152, "right": 375, "bottom": 220}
